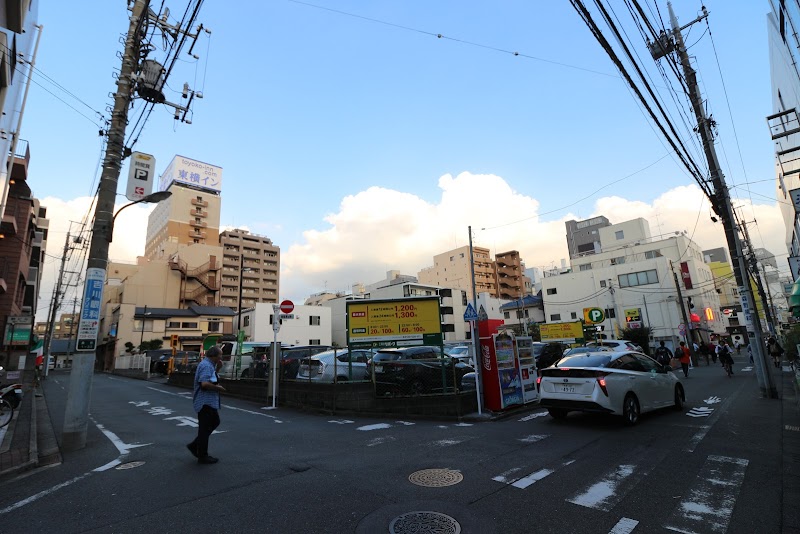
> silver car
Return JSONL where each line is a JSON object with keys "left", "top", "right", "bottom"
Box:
{"left": 297, "top": 349, "right": 374, "bottom": 382}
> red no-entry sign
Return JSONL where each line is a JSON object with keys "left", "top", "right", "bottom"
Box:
{"left": 279, "top": 300, "right": 294, "bottom": 314}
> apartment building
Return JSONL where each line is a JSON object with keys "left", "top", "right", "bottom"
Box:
{"left": 494, "top": 250, "right": 529, "bottom": 300}
{"left": 565, "top": 216, "right": 611, "bottom": 259}
{"left": 219, "top": 229, "right": 280, "bottom": 310}
{"left": 418, "top": 245, "right": 497, "bottom": 300}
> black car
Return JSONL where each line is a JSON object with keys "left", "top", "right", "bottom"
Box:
{"left": 369, "top": 346, "right": 473, "bottom": 396}
{"left": 532, "top": 342, "right": 566, "bottom": 370}
{"left": 147, "top": 350, "right": 199, "bottom": 375}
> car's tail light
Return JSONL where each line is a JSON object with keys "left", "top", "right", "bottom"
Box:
{"left": 596, "top": 372, "right": 609, "bottom": 396}
{"left": 536, "top": 376, "right": 542, "bottom": 392}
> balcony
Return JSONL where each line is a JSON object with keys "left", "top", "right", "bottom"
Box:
{"left": 188, "top": 230, "right": 207, "bottom": 239}
{"left": 189, "top": 209, "right": 208, "bottom": 218}
{"left": 190, "top": 220, "right": 208, "bottom": 228}
{"left": 191, "top": 198, "right": 208, "bottom": 208}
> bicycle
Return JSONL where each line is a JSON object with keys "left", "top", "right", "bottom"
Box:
{"left": 0, "top": 397, "right": 13, "bottom": 428}
{"left": 723, "top": 360, "right": 733, "bottom": 378}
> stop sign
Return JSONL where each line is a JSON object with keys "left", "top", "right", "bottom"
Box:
{"left": 279, "top": 300, "right": 294, "bottom": 314}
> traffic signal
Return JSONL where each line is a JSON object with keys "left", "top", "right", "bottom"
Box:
{"left": 170, "top": 334, "right": 179, "bottom": 348}
{"left": 687, "top": 297, "right": 695, "bottom": 309}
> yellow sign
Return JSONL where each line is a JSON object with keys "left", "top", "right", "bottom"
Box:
{"left": 540, "top": 321, "right": 584, "bottom": 342}
{"left": 624, "top": 308, "right": 640, "bottom": 322}
{"left": 347, "top": 298, "right": 442, "bottom": 347}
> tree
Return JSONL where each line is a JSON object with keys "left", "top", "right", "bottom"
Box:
{"left": 783, "top": 326, "right": 800, "bottom": 360}
{"left": 138, "top": 339, "right": 163, "bottom": 352}
{"left": 621, "top": 327, "right": 652, "bottom": 355}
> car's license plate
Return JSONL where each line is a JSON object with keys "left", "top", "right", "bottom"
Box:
{"left": 559, "top": 385, "right": 576, "bottom": 393}
{"left": 374, "top": 365, "right": 383, "bottom": 373}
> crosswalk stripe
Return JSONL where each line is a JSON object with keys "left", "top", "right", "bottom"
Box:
{"left": 663, "top": 455, "right": 748, "bottom": 533}
{"left": 518, "top": 434, "right": 549, "bottom": 443}
{"left": 567, "top": 446, "right": 663, "bottom": 511}
{"left": 492, "top": 459, "right": 575, "bottom": 489}
{"left": 609, "top": 517, "right": 639, "bottom": 534}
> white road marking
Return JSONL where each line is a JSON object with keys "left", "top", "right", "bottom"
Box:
{"left": 94, "top": 459, "right": 122, "bottom": 472}
{"left": 94, "top": 422, "right": 151, "bottom": 456}
{"left": 686, "top": 425, "right": 711, "bottom": 452}
{"left": 609, "top": 517, "right": 639, "bottom": 534}
{"left": 0, "top": 473, "right": 90, "bottom": 515}
{"left": 366, "top": 436, "right": 396, "bottom": 447}
{"left": 329, "top": 419, "right": 354, "bottom": 424}
{"left": 686, "top": 407, "right": 714, "bottom": 418}
{"left": 128, "top": 401, "right": 151, "bottom": 407}
{"left": 453, "top": 422, "right": 473, "bottom": 427}
{"left": 703, "top": 396, "right": 721, "bottom": 405}
{"left": 518, "top": 434, "right": 549, "bottom": 444}
{"left": 145, "top": 387, "right": 283, "bottom": 420}
{"left": 357, "top": 423, "right": 392, "bottom": 431}
{"left": 786, "top": 425, "right": 800, "bottom": 432}
{"left": 569, "top": 464, "right": 636, "bottom": 510}
{"left": 430, "top": 438, "right": 466, "bottom": 447}
{"left": 493, "top": 460, "right": 575, "bottom": 489}
{"left": 395, "top": 421, "right": 415, "bottom": 426}
{"left": 663, "top": 455, "right": 748, "bottom": 533}
{"left": 740, "top": 367, "right": 753, "bottom": 372}
{"left": 146, "top": 407, "right": 174, "bottom": 416}
{"left": 519, "top": 412, "right": 548, "bottom": 421}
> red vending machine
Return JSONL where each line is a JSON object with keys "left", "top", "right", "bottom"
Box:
{"left": 479, "top": 320, "right": 524, "bottom": 411}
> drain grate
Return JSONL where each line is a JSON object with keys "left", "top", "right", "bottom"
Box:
{"left": 389, "top": 511, "right": 461, "bottom": 534}
{"left": 408, "top": 468, "right": 463, "bottom": 487}
{"left": 116, "top": 461, "right": 145, "bottom": 470}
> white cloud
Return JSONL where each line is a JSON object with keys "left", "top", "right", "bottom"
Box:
{"left": 37, "top": 173, "right": 788, "bottom": 319}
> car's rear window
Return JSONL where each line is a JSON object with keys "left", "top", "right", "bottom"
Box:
{"left": 373, "top": 351, "right": 401, "bottom": 362}
{"left": 532, "top": 344, "right": 546, "bottom": 357}
{"left": 555, "top": 354, "right": 613, "bottom": 368}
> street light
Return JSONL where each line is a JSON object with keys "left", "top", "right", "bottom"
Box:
{"left": 109, "top": 191, "right": 172, "bottom": 242}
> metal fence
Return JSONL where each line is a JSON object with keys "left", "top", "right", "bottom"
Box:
{"left": 115, "top": 354, "right": 151, "bottom": 372}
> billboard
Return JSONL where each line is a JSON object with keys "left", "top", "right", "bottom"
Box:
{"left": 159, "top": 155, "right": 223, "bottom": 194}
{"left": 346, "top": 297, "right": 442, "bottom": 349}
{"left": 540, "top": 321, "right": 585, "bottom": 344}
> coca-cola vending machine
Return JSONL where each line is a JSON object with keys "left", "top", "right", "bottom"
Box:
{"left": 479, "top": 320, "right": 523, "bottom": 411}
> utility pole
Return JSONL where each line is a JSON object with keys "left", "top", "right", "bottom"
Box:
{"left": 670, "top": 261, "right": 694, "bottom": 361}
{"left": 740, "top": 219, "right": 777, "bottom": 335}
{"left": 651, "top": 3, "right": 775, "bottom": 397}
{"left": 64, "top": 1, "right": 208, "bottom": 450}
{"left": 43, "top": 230, "right": 72, "bottom": 379}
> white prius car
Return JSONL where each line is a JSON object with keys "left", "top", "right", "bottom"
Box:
{"left": 537, "top": 351, "right": 684, "bottom": 425}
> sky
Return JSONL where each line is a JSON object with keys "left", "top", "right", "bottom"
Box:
{"left": 19, "top": 1, "right": 788, "bottom": 320}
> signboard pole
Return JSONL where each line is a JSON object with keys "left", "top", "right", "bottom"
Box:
{"left": 468, "top": 226, "right": 482, "bottom": 415}
{"left": 271, "top": 304, "right": 280, "bottom": 408}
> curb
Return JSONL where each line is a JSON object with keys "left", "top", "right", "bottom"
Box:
{"left": 0, "top": 390, "right": 38, "bottom": 480}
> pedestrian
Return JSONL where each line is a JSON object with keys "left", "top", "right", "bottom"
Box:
{"left": 187, "top": 346, "right": 226, "bottom": 464}
{"left": 707, "top": 342, "right": 717, "bottom": 364}
{"left": 676, "top": 341, "right": 691, "bottom": 378}
{"left": 698, "top": 342, "right": 710, "bottom": 366}
{"left": 734, "top": 340, "right": 741, "bottom": 354}
{"left": 718, "top": 340, "right": 734, "bottom": 376}
{"left": 747, "top": 343, "right": 754, "bottom": 365}
{"left": 768, "top": 337, "right": 785, "bottom": 368}
{"left": 654, "top": 340, "right": 673, "bottom": 367}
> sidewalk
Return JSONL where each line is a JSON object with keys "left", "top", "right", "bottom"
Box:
{"left": 782, "top": 363, "right": 800, "bottom": 533}
{"left": 0, "top": 376, "right": 61, "bottom": 480}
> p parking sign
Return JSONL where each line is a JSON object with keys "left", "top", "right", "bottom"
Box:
{"left": 584, "top": 307, "right": 605, "bottom": 324}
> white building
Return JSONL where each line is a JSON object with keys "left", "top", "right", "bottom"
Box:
{"left": 541, "top": 218, "right": 725, "bottom": 350}
{"left": 241, "top": 303, "right": 332, "bottom": 346}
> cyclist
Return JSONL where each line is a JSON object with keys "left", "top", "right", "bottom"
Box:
{"left": 718, "top": 340, "right": 734, "bottom": 377}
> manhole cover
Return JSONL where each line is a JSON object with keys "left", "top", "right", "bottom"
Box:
{"left": 389, "top": 511, "right": 461, "bottom": 534}
{"left": 408, "top": 468, "right": 463, "bottom": 487}
{"left": 116, "top": 461, "right": 145, "bottom": 470}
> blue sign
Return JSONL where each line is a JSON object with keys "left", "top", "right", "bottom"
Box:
{"left": 76, "top": 267, "right": 106, "bottom": 351}
{"left": 463, "top": 303, "right": 478, "bottom": 321}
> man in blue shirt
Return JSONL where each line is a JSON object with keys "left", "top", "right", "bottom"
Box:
{"left": 187, "top": 346, "right": 225, "bottom": 464}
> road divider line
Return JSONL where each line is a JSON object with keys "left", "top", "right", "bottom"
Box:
{"left": 609, "top": 517, "right": 639, "bottom": 534}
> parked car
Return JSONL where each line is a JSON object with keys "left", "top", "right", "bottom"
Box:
{"left": 586, "top": 340, "right": 641, "bottom": 352}
{"left": 537, "top": 351, "right": 684, "bottom": 425}
{"left": 297, "top": 349, "right": 374, "bottom": 382}
{"left": 459, "top": 371, "right": 477, "bottom": 391}
{"left": 445, "top": 345, "right": 473, "bottom": 366}
{"left": 240, "top": 344, "right": 333, "bottom": 379}
{"left": 369, "top": 346, "right": 473, "bottom": 395}
{"left": 532, "top": 342, "right": 567, "bottom": 370}
{"left": 147, "top": 349, "right": 199, "bottom": 375}
{"left": 562, "top": 346, "right": 614, "bottom": 357}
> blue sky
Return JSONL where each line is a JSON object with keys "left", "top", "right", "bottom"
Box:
{"left": 23, "top": 1, "right": 786, "bottom": 312}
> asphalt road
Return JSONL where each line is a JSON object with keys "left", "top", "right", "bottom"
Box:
{"left": 0, "top": 355, "right": 784, "bottom": 533}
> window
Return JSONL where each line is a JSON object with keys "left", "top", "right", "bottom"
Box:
{"left": 207, "top": 321, "right": 221, "bottom": 332}
{"left": 193, "top": 239, "right": 199, "bottom": 244}
{"left": 503, "top": 311, "right": 510, "bottom": 319}
{"left": 579, "top": 264, "right": 593, "bottom": 271}
{"left": 600, "top": 280, "right": 607, "bottom": 288}
{"left": 604, "top": 308, "right": 616, "bottom": 319}
{"left": 133, "top": 320, "right": 153, "bottom": 332}
{"left": 197, "top": 196, "right": 202, "bottom": 201}
{"left": 243, "top": 316, "right": 250, "bottom": 327}
{"left": 546, "top": 288, "right": 557, "bottom": 295}
{"left": 644, "top": 250, "right": 661, "bottom": 259}
{"left": 167, "top": 321, "right": 180, "bottom": 328}
{"left": 309, "top": 339, "right": 321, "bottom": 345}
{"left": 309, "top": 316, "right": 321, "bottom": 326}
{"left": 610, "top": 257, "right": 625, "bottom": 265}
{"left": 550, "top": 314, "right": 561, "bottom": 321}
{"left": 615, "top": 230, "right": 624, "bottom": 240}
{"left": 571, "top": 312, "right": 577, "bottom": 319}
{"left": 181, "top": 322, "right": 198, "bottom": 329}
{"left": 618, "top": 269, "right": 659, "bottom": 288}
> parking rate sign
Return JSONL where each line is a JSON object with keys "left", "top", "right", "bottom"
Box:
{"left": 583, "top": 307, "right": 605, "bottom": 324}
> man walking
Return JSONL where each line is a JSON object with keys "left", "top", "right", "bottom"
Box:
{"left": 676, "top": 341, "right": 691, "bottom": 378}
{"left": 187, "top": 346, "right": 225, "bottom": 464}
{"left": 654, "top": 341, "right": 673, "bottom": 367}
